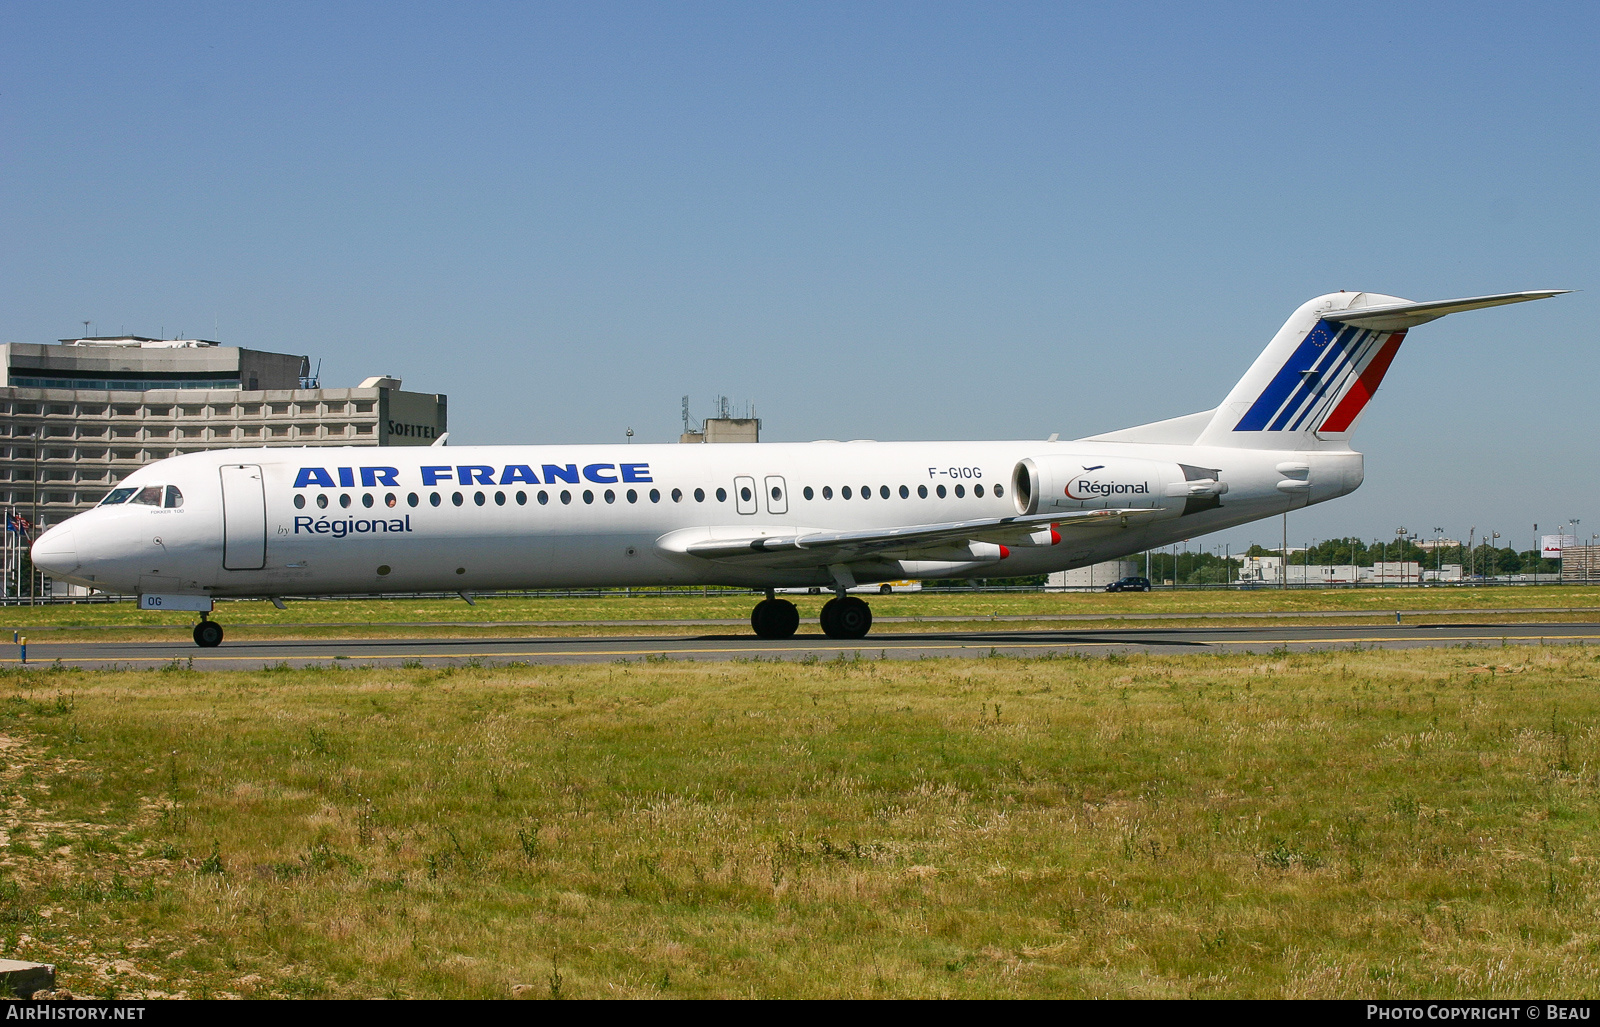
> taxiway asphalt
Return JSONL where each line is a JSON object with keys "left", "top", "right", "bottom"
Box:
{"left": 5, "top": 621, "right": 1599, "bottom": 670}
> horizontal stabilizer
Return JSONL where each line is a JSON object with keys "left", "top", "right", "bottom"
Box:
{"left": 1323, "top": 290, "right": 1568, "bottom": 331}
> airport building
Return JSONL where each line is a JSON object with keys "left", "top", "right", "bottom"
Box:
{"left": 679, "top": 396, "right": 760, "bottom": 443}
{"left": 1236, "top": 555, "right": 1463, "bottom": 585}
{"left": 680, "top": 417, "right": 760, "bottom": 444}
{"left": 1047, "top": 560, "right": 1138, "bottom": 590}
{"left": 0, "top": 337, "right": 447, "bottom": 531}
{"left": 1563, "top": 545, "right": 1600, "bottom": 582}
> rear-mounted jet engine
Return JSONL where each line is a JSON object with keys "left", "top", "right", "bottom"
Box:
{"left": 1011, "top": 456, "right": 1228, "bottom": 518}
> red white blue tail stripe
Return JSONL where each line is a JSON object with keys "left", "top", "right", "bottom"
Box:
{"left": 1232, "top": 319, "right": 1406, "bottom": 434}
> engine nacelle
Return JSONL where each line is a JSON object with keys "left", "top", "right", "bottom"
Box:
{"left": 1011, "top": 455, "right": 1199, "bottom": 516}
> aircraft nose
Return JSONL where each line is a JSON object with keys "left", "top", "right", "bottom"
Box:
{"left": 30, "top": 527, "right": 79, "bottom": 576}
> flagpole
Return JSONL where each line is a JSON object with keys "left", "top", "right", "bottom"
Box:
{"left": 6, "top": 508, "right": 15, "bottom": 605}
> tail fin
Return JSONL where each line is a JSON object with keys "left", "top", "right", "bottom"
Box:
{"left": 1195, "top": 290, "right": 1566, "bottom": 449}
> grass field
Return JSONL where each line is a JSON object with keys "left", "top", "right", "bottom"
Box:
{"left": 3, "top": 585, "right": 1599, "bottom": 643}
{"left": 0, "top": 645, "right": 1597, "bottom": 998}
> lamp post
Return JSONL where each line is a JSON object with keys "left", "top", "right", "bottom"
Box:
{"left": 28, "top": 428, "right": 39, "bottom": 606}
{"left": 1281, "top": 513, "right": 1288, "bottom": 590}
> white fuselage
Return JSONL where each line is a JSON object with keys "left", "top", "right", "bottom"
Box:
{"left": 32, "top": 438, "right": 1361, "bottom": 598}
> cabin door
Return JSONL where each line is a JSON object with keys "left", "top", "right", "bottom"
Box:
{"left": 219, "top": 464, "right": 267, "bottom": 570}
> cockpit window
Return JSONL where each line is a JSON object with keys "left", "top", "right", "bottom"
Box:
{"left": 132, "top": 485, "right": 164, "bottom": 506}
{"left": 164, "top": 486, "right": 184, "bottom": 508}
{"left": 99, "top": 487, "right": 138, "bottom": 506}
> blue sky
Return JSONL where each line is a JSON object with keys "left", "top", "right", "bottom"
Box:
{"left": 2, "top": 2, "right": 1594, "bottom": 551}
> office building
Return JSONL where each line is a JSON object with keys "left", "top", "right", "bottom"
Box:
{"left": 0, "top": 337, "right": 446, "bottom": 530}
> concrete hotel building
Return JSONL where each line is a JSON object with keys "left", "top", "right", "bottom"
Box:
{"left": 1, "top": 337, "right": 447, "bottom": 531}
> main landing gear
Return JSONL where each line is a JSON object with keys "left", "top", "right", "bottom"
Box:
{"left": 750, "top": 594, "right": 800, "bottom": 639}
{"left": 748, "top": 590, "right": 873, "bottom": 640}
{"left": 819, "top": 595, "right": 872, "bottom": 639}
{"left": 192, "top": 614, "right": 224, "bottom": 648}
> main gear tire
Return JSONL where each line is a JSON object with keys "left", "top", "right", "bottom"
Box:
{"left": 820, "top": 596, "right": 871, "bottom": 640}
{"left": 750, "top": 598, "right": 800, "bottom": 639}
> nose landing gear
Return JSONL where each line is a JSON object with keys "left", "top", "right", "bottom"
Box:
{"left": 192, "top": 615, "right": 224, "bottom": 648}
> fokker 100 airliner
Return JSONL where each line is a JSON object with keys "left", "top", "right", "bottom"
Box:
{"left": 29, "top": 289, "right": 1565, "bottom": 647}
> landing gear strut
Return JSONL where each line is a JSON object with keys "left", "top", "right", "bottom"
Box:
{"left": 819, "top": 596, "right": 872, "bottom": 640}
{"left": 193, "top": 614, "right": 223, "bottom": 648}
{"left": 750, "top": 596, "right": 800, "bottom": 639}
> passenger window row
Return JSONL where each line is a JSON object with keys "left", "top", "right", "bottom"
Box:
{"left": 288, "top": 481, "right": 1001, "bottom": 511}
{"left": 802, "top": 483, "right": 997, "bottom": 501}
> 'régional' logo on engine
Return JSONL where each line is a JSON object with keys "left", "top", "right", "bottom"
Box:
{"left": 1065, "top": 478, "right": 1151, "bottom": 500}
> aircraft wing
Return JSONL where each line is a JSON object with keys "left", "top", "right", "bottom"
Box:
{"left": 658, "top": 507, "right": 1161, "bottom": 566}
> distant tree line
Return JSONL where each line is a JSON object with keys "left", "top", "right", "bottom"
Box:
{"left": 1241, "top": 536, "right": 1559, "bottom": 577}
{"left": 932, "top": 534, "right": 1564, "bottom": 589}
{"left": 1134, "top": 550, "right": 1236, "bottom": 585}
{"left": 1120, "top": 536, "right": 1562, "bottom": 586}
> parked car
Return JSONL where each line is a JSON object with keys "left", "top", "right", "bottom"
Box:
{"left": 1105, "top": 576, "right": 1152, "bottom": 592}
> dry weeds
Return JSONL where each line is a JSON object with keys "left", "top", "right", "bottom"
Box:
{"left": 0, "top": 645, "right": 1592, "bottom": 997}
